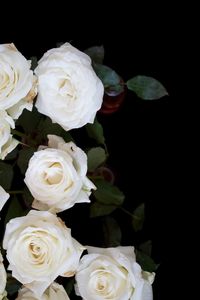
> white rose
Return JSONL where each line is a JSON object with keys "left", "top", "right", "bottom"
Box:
{"left": 25, "top": 135, "right": 96, "bottom": 213}
{"left": 35, "top": 43, "right": 104, "bottom": 131}
{"left": 75, "top": 246, "right": 155, "bottom": 300}
{"left": 3, "top": 210, "right": 85, "bottom": 297}
{"left": 0, "top": 251, "right": 7, "bottom": 300}
{"left": 0, "top": 185, "right": 9, "bottom": 211}
{"left": 0, "top": 110, "right": 19, "bottom": 160}
{"left": 16, "top": 282, "right": 70, "bottom": 300}
{"left": 0, "top": 43, "right": 37, "bottom": 119}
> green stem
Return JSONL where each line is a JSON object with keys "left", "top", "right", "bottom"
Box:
{"left": 88, "top": 175, "right": 103, "bottom": 180}
{"left": 19, "top": 141, "right": 31, "bottom": 148}
{"left": 12, "top": 129, "right": 26, "bottom": 138}
{"left": 104, "top": 143, "right": 109, "bottom": 156}
{"left": 119, "top": 207, "right": 134, "bottom": 218}
{"left": 8, "top": 190, "right": 24, "bottom": 194}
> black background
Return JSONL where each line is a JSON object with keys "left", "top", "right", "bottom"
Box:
{"left": 1, "top": 6, "right": 176, "bottom": 299}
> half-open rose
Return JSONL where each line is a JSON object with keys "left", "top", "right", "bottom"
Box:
{"left": 3, "top": 210, "right": 85, "bottom": 297}
{"left": 75, "top": 246, "right": 155, "bottom": 300}
{"left": 35, "top": 43, "right": 103, "bottom": 131}
{"left": 25, "top": 135, "right": 96, "bottom": 213}
{"left": 0, "top": 43, "right": 37, "bottom": 119}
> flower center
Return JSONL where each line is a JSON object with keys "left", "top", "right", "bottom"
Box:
{"left": 96, "top": 276, "right": 107, "bottom": 292}
{"left": 29, "top": 242, "right": 42, "bottom": 258}
{"left": 89, "top": 269, "right": 115, "bottom": 297}
{"left": 0, "top": 63, "right": 18, "bottom": 98}
{"left": 89, "top": 264, "right": 130, "bottom": 299}
{"left": 58, "top": 78, "right": 76, "bottom": 100}
{"left": 44, "top": 162, "right": 63, "bottom": 185}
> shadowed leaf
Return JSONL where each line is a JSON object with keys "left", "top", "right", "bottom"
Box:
{"left": 90, "top": 202, "right": 117, "bottom": 217}
{"left": 127, "top": 75, "right": 168, "bottom": 100}
{"left": 0, "top": 162, "right": 14, "bottom": 189}
{"left": 87, "top": 147, "right": 106, "bottom": 172}
{"left": 103, "top": 216, "right": 122, "bottom": 247}
{"left": 94, "top": 179, "right": 125, "bottom": 206}
{"left": 85, "top": 45, "right": 105, "bottom": 64}
{"left": 86, "top": 118, "right": 105, "bottom": 145}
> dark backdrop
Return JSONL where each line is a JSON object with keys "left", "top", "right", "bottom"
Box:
{"left": 1, "top": 9, "right": 175, "bottom": 299}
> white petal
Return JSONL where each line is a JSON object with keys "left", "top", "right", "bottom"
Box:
{"left": 0, "top": 136, "right": 19, "bottom": 160}
{"left": 0, "top": 185, "right": 9, "bottom": 211}
{"left": 0, "top": 251, "right": 7, "bottom": 295}
{"left": 35, "top": 43, "right": 104, "bottom": 131}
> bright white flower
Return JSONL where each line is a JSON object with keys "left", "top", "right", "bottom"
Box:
{"left": 0, "top": 185, "right": 9, "bottom": 211}
{"left": 16, "top": 282, "right": 70, "bottom": 300}
{"left": 3, "top": 210, "right": 85, "bottom": 297}
{"left": 35, "top": 43, "right": 104, "bottom": 131}
{"left": 75, "top": 246, "right": 155, "bottom": 300}
{"left": 0, "top": 251, "right": 7, "bottom": 300}
{"left": 25, "top": 135, "right": 96, "bottom": 213}
{"left": 0, "top": 43, "right": 37, "bottom": 119}
{"left": 0, "top": 110, "right": 19, "bottom": 160}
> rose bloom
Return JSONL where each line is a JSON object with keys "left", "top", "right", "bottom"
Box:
{"left": 25, "top": 135, "right": 96, "bottom": 213}
{"left": 16, "top": 282, "right": 70, "bottom": 300}
{"left": 35, "top": 42, "right": 104, "bottom": 131}
{"left": 0, "top": 185, "right": 9, "bottom": 211}
{"left": 0, "top": 251, "right": 7, "bottom": 300}
{"left": 0, "top": 110, "right": 19, "bottom": 160}
{"left": 3, "top": 210, "right": 85, "bottom": 297}
{"left": 75, "top": 246, "right": 155, "bottom": 300}
{"left": 0, "top": 43, "right": 37, "bottom": 119}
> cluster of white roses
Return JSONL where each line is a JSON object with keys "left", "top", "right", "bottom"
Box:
{"left": 0, "top": 44, "right": 36, "bottom": 159}
{"left": 0, "top": 42, "right": 103, "bottom": 160}
{"left": 0, "top": 42, "right": 155, "bottom": 300}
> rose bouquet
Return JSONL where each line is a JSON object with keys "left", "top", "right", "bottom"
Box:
{"left": 0, "top": 42, "right": 168, "bottom": 299}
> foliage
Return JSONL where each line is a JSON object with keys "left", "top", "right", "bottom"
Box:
{"left": 0, "top": 43, "right": 168, "bottom": 298}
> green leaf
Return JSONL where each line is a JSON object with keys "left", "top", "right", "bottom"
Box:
{"left": 93, "top": 63, "right": 121, "bottom": 89}
{"left": 38, "top": 117, "right": 63, "bottom": 138}
{"left": 86, "top": 118, "right": 105, "bottom": 145}
{"left": 85, "top": 45, "right": 105, "bottom": 64}
{"left": 4, "top": 195, "right": 27, "bottom": 226}
{"left": 64, "top": 277, "right": 75, "bottom": 295}
{"left": 5, "top": 148, "right": 18, "bottom": 160}
{"left": 87, "top": 147, "right": 106, "bottom": 172}
{"left": 132, "top": 203, "right": 145, "bottom": 232}
{"left": 61, "top": 131, "right": 74, "bottom": 143}
{"left": 17, "top": 148, "right": 35, "bottom": 174}
{"left": 136, "top": 250, "right": 158, "bottom": 272}
{"left": 6, "top": 275, "right": 21, "bottom": 296}
{"left": 94, "top": 179, "right": 125, "bottom": 206}
{"left": 139, "top": 240, "right": 152, "bottom": 256}
{"left": 18, "top": 110, "right": 73, "bottom": 147}
{"left": 127, "top": 75, "right": 168, "bottom": 100}
{"left": 30, "top": 56, "right": 38, "bottom": 70}
{"left": 22, "top": 187, "right": 34, "bottom": 208}
{"left": 0, "top": 162, "right": 14, "bottom": 189}
{"left": 103, "top": 216, "right": 122, "bottom": 247}
{"left": 90, "top": 202, "right": 117, "bottom": 217}
{"left": 16, "top": 107, "right": 42, "bottom": 134}
{"left": 38, "top": 117, "right": 73, "bottom": 143}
